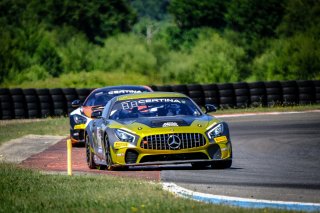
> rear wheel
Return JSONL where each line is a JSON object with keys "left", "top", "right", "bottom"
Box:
{"left": 85, "top": 134, "right": 97, "bottom": 169}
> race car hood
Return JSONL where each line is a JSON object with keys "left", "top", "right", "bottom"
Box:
{"left": 114, "top": 115, "right": 220, "bottom": 130}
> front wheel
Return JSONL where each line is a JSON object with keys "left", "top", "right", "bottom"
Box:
{"left": 85, "top": 134, "right": 97, "bottom": 169}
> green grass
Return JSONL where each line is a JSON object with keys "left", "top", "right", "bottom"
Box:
{"left": 0, "top": 117, "right": 69, "bottom": 145}
{"left": 0, "top": 163, "right": 297, "bottom": 213}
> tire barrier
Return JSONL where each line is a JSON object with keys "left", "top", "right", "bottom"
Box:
{"left": 36, "top": 89, "right": 53, "bottom": 118}
{"left": 265, "top": 81, "right": 282, "bottom": 106}
{"left": 202, "top": 84, "right": 219, "bottom": 106}
{"left": 248, "top": 82, "right": 267, "bottom": 107}
{"left": 0, "top": 88, "right": 13, "bottom": 119}
{"left": 187, "top": 84, "right": 204, "bottom": 106}
{"left": 23, "top": 89, "right": 40, "bottom": 118}
{"left": 281, "top": 81, "right": 298, "bottom": 105}
{"left": 171, "top": 84, "right": 189, "bottom": 96}
{"left": 217, "top": 83, "right": 235, "bottom": 109}
{"left": 62, "top": 88, "right": 78, "bottom": 114}
{"left": 0, "top": 80, "right": 319, "bottom": 119}
{"left": 10, "top": 88, "right": 27, "bottom": 119}
{"left": 297, "top": 80, "right": 315, "bottom": 105}
{"left": 50, "top": 88, "right": 67, "bottom": 116}
{"left": 233, "top": 82, "right": 250, "bottom": 108}
{"left": 76, "top": 88, "right": 92, "bottom": 103}
{"left": 314, "top": 80, "right": 320, "bottom": 104}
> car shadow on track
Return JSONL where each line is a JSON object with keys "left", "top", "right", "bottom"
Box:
{"left": 127, "top": 165, "right": 243, "bottom": 171}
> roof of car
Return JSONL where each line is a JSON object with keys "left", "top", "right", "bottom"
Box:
{"left": 116, "top": 92, "right": 187, "bottom": 101}
{"left": 92, "top": 85, "right": 152, "bottom": 93}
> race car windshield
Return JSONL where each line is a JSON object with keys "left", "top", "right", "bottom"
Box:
{"left": 109, "top": 97, "right": 202, "bottom": 120}
{"left": 83, "top": 89, "right": 147, "bottom": 106}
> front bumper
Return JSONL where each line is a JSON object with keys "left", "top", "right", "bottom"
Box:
{"left": 70, "top": 129, "right": 85, "bottom": 143}
{"left": 110, "top": 140, "right": 232, "bottom": 166}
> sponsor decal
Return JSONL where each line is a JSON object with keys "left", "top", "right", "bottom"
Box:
{"left": 108, "top": 90, "right": 142, "bottom": 95}
{"left": 162, "top": 122, "right": 179, "bottom": 127}
{"left": 114, "top": 142, "right": 128, "bottom": 149}
{"left": 121, "top": 98, "right": 186, "bottom": 110}
{"left": 214, "top": 136, "right": 227, "bottom": 143}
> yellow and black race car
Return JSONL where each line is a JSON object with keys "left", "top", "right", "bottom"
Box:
{"left": 85, "top": 92, "right": 232, "bottom": 170}
{"left": 69, "top": 85, "right": 152, "bottom": 145}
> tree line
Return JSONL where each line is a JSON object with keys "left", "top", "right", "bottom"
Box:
{"left": 0, "top": 0, "right": 319, "bottom": 87}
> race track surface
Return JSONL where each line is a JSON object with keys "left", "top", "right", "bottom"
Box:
{"left": 161, "top": 112, "right": 320, "bottom": 203}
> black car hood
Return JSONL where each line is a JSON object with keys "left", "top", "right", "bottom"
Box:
{"left": 116, "top": 115, "right": 212, "bottom": 128}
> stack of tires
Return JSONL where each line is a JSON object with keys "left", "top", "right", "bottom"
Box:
{"left": 62, "top": 88, "right": 78, "bottom": 114}
{"left": 76, "top": 88, "right": 92, "bottom": 103}
{"left": 217, "top": 83, "right": 235, "bottom": 108}
{"left": 171, "top": 85, "right": 189, "bottom": 96}
{"left": 0, "top": 88, "right": 13, "bottom": 119}
{"left": 10, "top": 88, "right": 27, "bottom": 119}
{"left": 233, "top": 82, "right": 250, "bottom": 108}
{"left": 187, "top": 84, "right": 205, "bottom": 106}
{"left": 50, "top": 88, "right": 67, "bottom": 116}
{"left": 201, "top": 84, "right": 219, "bottom": 107}
{"left": 248, "top": 82, "right": 267, "bottom": 107}
{"left": 36, "top": 89, "right": 53, "bottom": 118}
{"left": 314, "top": 80, "right": 320, "bottom": 104}
{"left": 281, "top": 81, "right": 298, "bottom": 105}
{"left": 154, "top": 85, "right": 172, "bottom": 92}
{"left": 297, "top": 80, "right": 315, "bottom": 105}
{"left": 23, "top": 89, "right": 40, "bottom": 118}
{"left": 265, "top": 81, "right": 283, "bottom": 106}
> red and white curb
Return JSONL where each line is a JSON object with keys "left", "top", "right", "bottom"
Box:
{"left": 163, "top": 182, "right": 320, "bottom": 212}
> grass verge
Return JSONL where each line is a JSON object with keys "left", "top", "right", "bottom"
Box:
{"left": 0, "top": 163, "right": 297, "bottom": 213}
{"left": 0, "top": 117, "right": 68, "bottom": 145}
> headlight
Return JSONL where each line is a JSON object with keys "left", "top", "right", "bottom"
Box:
{"left": 207, "top": 123, "right": 224, "bottom": 139}
{"left": 114, "top": 129, "right": 135, "bottom": 143}
{"left": 72, "top": 114, "right": 87, "bottom": 124}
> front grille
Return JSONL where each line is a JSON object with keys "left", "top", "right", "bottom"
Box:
{"left": 140, "top": 133, "right": 206, "bottom": 150}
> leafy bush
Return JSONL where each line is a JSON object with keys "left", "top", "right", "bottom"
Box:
{"left": 251, "top": 33, "right": 320, "bottom": 81}
{"left": 161, "top": 30, "right": 245, "bottom": 83}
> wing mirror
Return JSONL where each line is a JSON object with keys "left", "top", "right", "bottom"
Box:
{"left": 71, "top": 100, "right": 81, "bottom": 108}
{"left": 204, "top": 104, "right": 217, "bottom": 114}
{"left": 91, "top": 110, "right": 102, "bottom": 119}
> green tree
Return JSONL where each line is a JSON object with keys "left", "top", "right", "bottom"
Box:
{"left": 168, "top": 0, "right": 229, "bottom": 30}
{"left": 225, "top": 0, "right": 285, "bottom": 38}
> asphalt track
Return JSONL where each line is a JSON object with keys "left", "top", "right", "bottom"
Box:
{"left": 161, "top": 111, "right": 320, "bottom": 203}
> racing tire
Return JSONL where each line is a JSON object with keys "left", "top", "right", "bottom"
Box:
{"left": 211, "top": 160, "right": 232, "bottom": 169}
{"left": 85, "top": 134, "right": 97, "bottom": 169}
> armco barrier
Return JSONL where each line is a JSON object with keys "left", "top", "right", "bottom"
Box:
{"left": 0, "top": 80, "right": 319, "bottom": 119}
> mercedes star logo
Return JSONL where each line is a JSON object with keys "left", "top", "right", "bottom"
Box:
{"left": 167, "top": 135, "right": 181, "bottom": 149}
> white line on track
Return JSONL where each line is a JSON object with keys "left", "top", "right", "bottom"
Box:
{"left": 163, "top": 182, "right": 320, "bottom": 212}
{"left": 215, "top": 110, "right": 320, "bottom": 118}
